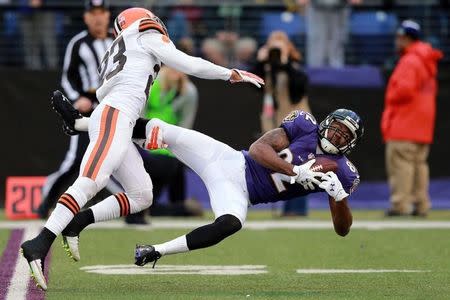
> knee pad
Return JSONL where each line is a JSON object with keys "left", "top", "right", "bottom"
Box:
{"left": 214, "top": 214, "right": 242, "bottom": 236}
{"left": 128, "top": 188, "right": 153, "bottom": 213}
{"left": 66, "top": 177, "right": 99, "bottom": 207}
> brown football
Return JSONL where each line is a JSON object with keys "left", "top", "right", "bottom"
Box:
{"left": 309, "top": 156, "right": 338, "bottom": 173}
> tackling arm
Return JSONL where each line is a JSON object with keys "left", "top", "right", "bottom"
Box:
{"left": 328, "top": 196, "right": 352, "bottom": 236}
{"left": 248, "top": 128, "right": 296, "bottom": 176}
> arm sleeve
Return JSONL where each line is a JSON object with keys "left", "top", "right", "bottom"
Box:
{"left": 387, "top": 56, "right": 420, "bottom": 104}
{"left": 61, "top": 37, "right": 83, "bottom": 101}
{"left": 138, "top": 33, "right": 232, "bottom": 81}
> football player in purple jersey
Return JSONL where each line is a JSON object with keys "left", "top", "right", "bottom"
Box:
{"left": 51, "top": 92, "right": 363, "bottom": 267}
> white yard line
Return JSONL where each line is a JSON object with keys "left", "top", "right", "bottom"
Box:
{"left": 1, "top": 220, "right": 450, "bottom": 230}
{"left": 296, "top": 269, "right": 431, "bottom": 274}
{"left": 5, "top": 226, "right": 40, "bottom": 300}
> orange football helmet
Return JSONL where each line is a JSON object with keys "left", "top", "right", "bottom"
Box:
{"left": 113, "top": 7, "right": 168, "bottom": 37}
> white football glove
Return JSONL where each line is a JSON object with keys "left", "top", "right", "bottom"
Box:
{"left": 319, "top": 171, "right": 349, "bottom": 202}
{"left": 290, "top": 159, "right": 324, "bottom": 190}
{"left": 230, "top": 69, "right": 265, "bottom": 88}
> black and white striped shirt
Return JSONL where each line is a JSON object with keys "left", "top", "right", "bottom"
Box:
{"left": 61, "top": 30, "right": 114, "bottom": 101}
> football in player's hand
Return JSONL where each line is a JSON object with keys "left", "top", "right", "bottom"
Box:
{"left": 310, "top": 157, "right": 338, "bottom": 174}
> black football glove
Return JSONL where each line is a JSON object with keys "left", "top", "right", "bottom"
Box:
{"left": 51, "top": 90, "right": 82, "bottom": 136}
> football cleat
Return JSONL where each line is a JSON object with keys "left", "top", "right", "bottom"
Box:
{"left": 51, "top": 90, "right": 82, "bottom": 136}
{"left": 134, "top": 244, "right": 161, "bottom": 268}
{"left": 62, "top": 235, "right": 80, "bottom": 262}
{"left": 20, "top": 239, "right": 48, "bottom": 291}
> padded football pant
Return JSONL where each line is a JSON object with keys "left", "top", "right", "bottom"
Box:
{"left": 386, "top": 141, "right": 431, "bottom": 214}
{"left": 44, "top": 104, "right": 153, "bottom": 236}
{"left": 147, "top": 118, "right": 249, "bottom": 225}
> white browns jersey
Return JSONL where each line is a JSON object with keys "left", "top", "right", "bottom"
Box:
{"left": 96, "top": 18, "right": 232, "bottom": 120}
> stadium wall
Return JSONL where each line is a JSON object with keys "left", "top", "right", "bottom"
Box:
{"left": 1, "top": 68, "right": 449, "bottom": 204}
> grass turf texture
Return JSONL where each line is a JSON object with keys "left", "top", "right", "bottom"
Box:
{"left": 2, "top": 209, "right": 450, "bottom": 221}
{"left": 0, "top": 229, "right": 10, "bottom": 256}
{"left": 42, "top": 227, "right": 450, "bottom": 300}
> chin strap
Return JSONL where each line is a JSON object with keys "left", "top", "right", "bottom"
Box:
{"left": 319, "top": 137, "right": 340, "bottom": 155}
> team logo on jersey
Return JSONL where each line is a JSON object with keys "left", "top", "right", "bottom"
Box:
{"left": 349, "top": 176, "right": 360, "bottom": 194}
{"left": 283, "top": 110, "right": 299, "bottom": 123}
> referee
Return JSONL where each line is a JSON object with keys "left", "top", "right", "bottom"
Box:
{"left": 38, "top": 0, "right": 114, "bottom": 218}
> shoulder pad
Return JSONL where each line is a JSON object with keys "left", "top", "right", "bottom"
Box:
{"left": 138, "top": 18, "right": 166, "bottom": 35}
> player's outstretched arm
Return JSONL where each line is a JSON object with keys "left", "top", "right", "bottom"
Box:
{"left": 328, "top": 197, "right": 353, "bottom": 237}
{"left": 320, "top": 171, "right": 352, "bottom": 236}
{"left": 139, "top": 33, "right": 264, "bottom": 87}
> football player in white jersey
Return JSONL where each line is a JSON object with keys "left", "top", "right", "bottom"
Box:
{"left": 21, "top": 7, "right": 264, "bottom": 291}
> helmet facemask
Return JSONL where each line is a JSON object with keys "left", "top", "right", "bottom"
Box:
{"left": 319, "top": 112, "right": 362, "bottom": 155}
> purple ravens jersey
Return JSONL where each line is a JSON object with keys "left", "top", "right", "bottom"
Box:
{"left": 243, "top": 110, "right": 360, "bottom": 205}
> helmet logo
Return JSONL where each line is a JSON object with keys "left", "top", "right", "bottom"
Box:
{"left": 118, "top": 15, "right": 126, "bottom": 27}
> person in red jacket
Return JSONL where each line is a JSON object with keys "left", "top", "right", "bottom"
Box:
{"left": 381, "top": 20, "right": 443, "bottom": 217}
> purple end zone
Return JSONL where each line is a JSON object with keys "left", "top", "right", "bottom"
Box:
{"left": 0, "top": 229, "right": 24, "bottom": 300}
{"left": 26, "top": 249, "right": 52, "bottom": 300}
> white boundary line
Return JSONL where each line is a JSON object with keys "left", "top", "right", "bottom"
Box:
{"left": 5, "top": 226, "right": 40, "bottom": 300}
{"left": 1, "top": 220, "right": 450, "bottom": 230}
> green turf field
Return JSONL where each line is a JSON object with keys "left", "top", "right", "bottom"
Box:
{"left": 43, "top": 226, "right": 450, "bottom": 299}
{"left": 1, "top": 211, "right": 450, "bottom": 299}
{"left": 0, "top": 229, "right": 10, "bottom": 256}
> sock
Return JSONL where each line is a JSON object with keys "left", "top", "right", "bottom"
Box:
{"left": 90, "top": 193, "right": 130, "bottom": 222}
{"left": 62, "top": 209, "right": 95, "bottom": 236}
{"left": 34, "top": 227, "right": 57, "bottom": 253}
{"left": 45, "top": 203, "right": 77, "bottom": 236}
{"left": 154, "top": 235, "right": 189, "bottom": 256}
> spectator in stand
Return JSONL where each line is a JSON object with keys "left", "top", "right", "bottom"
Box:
{"left": 234, "top": 37, "right": 257, "bottom": 70}
{"left": 216, "top": 30, "right": 239, "bottom": 66}
{"left": 382, "top": 20, "right": 443, "bottom": 217}
{"left": 255, "top": 31, "right": 310, "bottom": 216}
{"left": 298, "top": 0, "right": 362, "bottom": 68}
{"left": 19, "top": 0, "right": 58, "bottom": 69}
{"left": 201, "top": 38, "right": 228, "bottom": 67}
{"left": 167, "top": 10, "right": 190, "bottom": 45}
{"left": 177, "top": 37, "right": 195, "bottom": 56}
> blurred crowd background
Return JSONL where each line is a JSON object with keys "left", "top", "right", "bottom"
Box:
{"left": 1, "top": 0, "right": 450, "bottom": 220}
{"left": 0, "top": 0, "right": 449, "bottom": 69}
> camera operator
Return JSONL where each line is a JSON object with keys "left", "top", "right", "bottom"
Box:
{"left": 255, "top": 31, "right": 309, "bottom": 133}
{"left": 255, "top": 31, "right": 310, "bottom": 216}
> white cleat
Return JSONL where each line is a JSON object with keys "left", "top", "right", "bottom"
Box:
{"left": 62, "top": 236, "right": 80, "bottom": 261}
{"left": 20, "top": 243, "right": 48, "bottom": 291}
{"left": 28, "top": 259, "right": 48, "bottom": 291}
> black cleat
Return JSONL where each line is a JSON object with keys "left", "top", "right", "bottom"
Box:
{"left": 134, "top": 244, "right": 161, "bottom": 268}
{"left": 51, "top": 90, "right": 82, "bottom": 136}
{"left": 20, "top": 239, "right": 48, "bottom": 290}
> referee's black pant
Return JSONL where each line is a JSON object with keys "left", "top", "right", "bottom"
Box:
{"left": 38, "top": 132, "right": 90, "bottom": 217}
